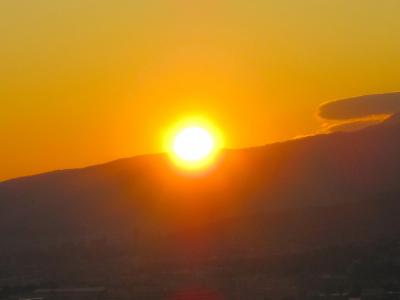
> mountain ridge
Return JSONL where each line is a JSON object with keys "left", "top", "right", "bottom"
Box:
{"left": 5, "top": 110, "right": 399, "bottom": 185}
{"left": 0, "top": 118, "right": 400, "bottom": 258}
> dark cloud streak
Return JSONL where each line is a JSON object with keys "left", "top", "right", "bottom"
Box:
{"left": 319, "top": 92, "right": 400, "bottom": 120}
{"left": 326, "top": 119, "right": 383, "bottom": 133}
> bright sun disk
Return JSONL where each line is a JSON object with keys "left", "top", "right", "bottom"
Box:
{"left": 173, "top": 126, "right": 215, "bottom": 162}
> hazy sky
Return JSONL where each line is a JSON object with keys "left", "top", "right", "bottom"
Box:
{"left": 1, "top": 0, "right": 400, "bottom": 180}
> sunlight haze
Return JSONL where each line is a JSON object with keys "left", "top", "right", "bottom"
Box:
{"left": 1, "top": 0, "right": 400, "bottom": 180}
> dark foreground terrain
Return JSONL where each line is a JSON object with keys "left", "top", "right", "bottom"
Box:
{"left": 1, "top": 115, "right": 400, "bottom": 299}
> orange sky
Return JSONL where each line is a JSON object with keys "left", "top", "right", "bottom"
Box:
{"left": 1, "top": 0, "right": 400, "bottom": 181}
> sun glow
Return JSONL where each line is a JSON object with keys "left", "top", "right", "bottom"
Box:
{"left": 173, "top": 126, "right": 214, "bottom": 162}
{"left": 166, "top": 118, "right": 223, "bottom": 169}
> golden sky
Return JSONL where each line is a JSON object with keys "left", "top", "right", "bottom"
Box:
{"left": 1, "top": 0, "right": 400, "bottom": 180}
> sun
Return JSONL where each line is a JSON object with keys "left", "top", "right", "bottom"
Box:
{"left": 173, "top": 126, "right": 214, "bottom": 162}
{"left": 166, "top": 118, "right": 223, "bottom": 169}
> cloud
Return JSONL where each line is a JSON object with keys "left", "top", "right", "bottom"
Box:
{"left": 318, "top": 92, "right": 400, "bottom": 120}
{"left": 325, "top": 119, "right": 383, "bottom": 133}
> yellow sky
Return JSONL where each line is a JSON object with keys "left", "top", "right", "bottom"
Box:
{"left": 1, "top": 0, "right": 400, "bottom": 181}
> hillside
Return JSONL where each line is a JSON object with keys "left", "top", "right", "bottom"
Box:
{"left": 0, "top": 115, "right": 400, "bottom": 254}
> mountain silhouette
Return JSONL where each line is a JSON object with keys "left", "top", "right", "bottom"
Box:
{"left": 1, "top": 114, "right": 400, "bottom": 261}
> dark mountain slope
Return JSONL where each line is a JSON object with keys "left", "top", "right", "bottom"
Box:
{"left": 0, "top": 115, "right": 399, "bottom": 255}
